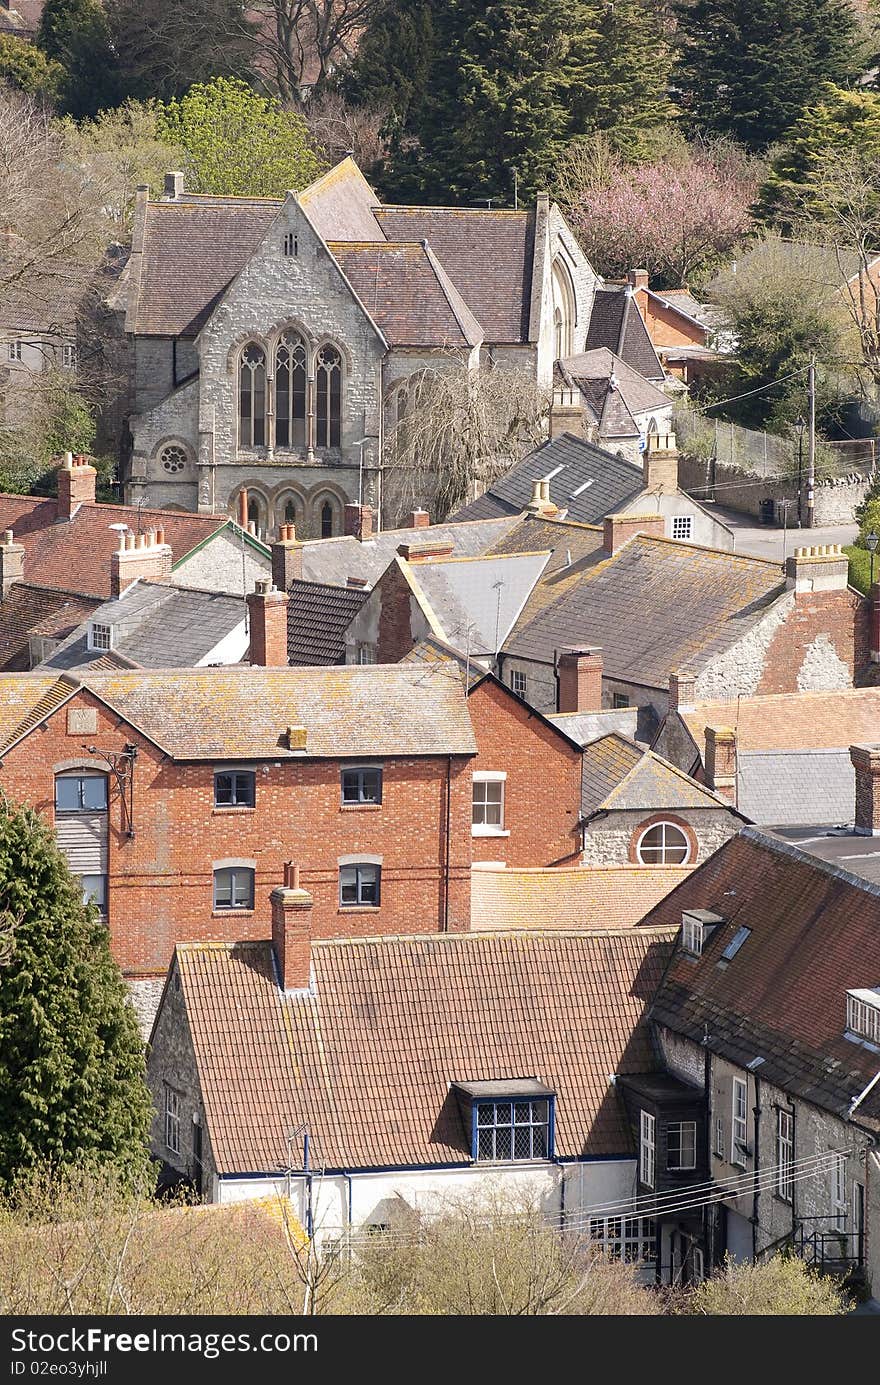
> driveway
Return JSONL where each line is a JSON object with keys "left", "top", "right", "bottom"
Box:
{"left": 706, "top": 502, "right": 858, "bottom": 564}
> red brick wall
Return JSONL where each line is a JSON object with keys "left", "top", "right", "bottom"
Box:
{"left": 757, "top": 589, "right": 868, "bottom": 693}
{"left": 467, "top": 678, "right": 582, "bottom": 867}
{"left": 0, "top": 689, "right": 473, "bottom": 977}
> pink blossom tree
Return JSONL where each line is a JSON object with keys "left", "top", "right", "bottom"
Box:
{"left": 556, "top": 135, "right": 762, "bottom": 288}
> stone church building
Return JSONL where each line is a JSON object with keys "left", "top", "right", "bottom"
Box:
{"left": 121, "top": 157, "right": 600, "bottom": 538}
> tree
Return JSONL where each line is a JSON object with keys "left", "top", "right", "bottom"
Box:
{"left": 682, "top": 1254, "right": 851, "bottom": 1315}
{"left": 556, "top": 133, "right": 760, "bottom": 287}
{"left": 352, "top": 0, "right": 672, "bottom": 204}
{"left": 340, "top": 0, "right": 440, "bottom": 135}
{"left": 61, "top": 101, "right": 186, "bottom": 233}
{"left": 106, "top": 0, "right": 258, "bottom": 104}
{"left": 37, "top": 0, "right": 120, "bottom": 117}
{"left": 757, "top": 85, "right": 880, "bottom": 229}
{"left": 157, "top": 77, "right": 322, "bottom": 196}
{"left": 249, "top": 0, "right": 384, "bottom": 104}
{"left": 0, "top": 793, "right": 152, "bottom": 1190}
{"left": 672, "top": 0, "right": 867, "bottom": 152}
{"left": 707, "top": 234, "right": 854, "bottom": 430}
{"left": 385, "top": 362, "right": 550, "bottom": 522}
{"left": 0, "top": 35, "right": 63, "bottom": 104}
{"left": 300, "top": 89, "right": 390, "bottom": 178}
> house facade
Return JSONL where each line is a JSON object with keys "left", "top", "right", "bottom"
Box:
{"left": 121, "top": 159, "right": 600, "bottom": 537}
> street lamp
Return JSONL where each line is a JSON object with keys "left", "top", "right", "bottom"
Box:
{"left": 867, "top": 530, "right": 879, "bottom": 588}
{"left": 795, "top": 416, "right": 805, "bottom": 527}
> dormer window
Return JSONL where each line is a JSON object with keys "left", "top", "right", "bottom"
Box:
{"left": 680, "top": 909, "right": 723, "bottom": 958}
{"left": 89, "top": 622, "right": 113, "bottom": 652}
{"left": 453, "top": 1080, "right": 555, "bottom": 1162}
{"left": 846, "top": 988, "right": 880, "bottom": 1046}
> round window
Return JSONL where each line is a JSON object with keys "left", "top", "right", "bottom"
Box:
{"left": 636, "top": 821, "right": 690, "bottom": 865}
{"left": 160, "top": 445, "right": 188, "bottom": 474}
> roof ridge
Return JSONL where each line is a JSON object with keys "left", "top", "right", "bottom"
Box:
{"left": 637, "top": 534, "right": 784, "bottom": 568}
{"left": 309, "top": 925, "right": 680, "bottom": 949}
{"left": 377, "top": 205, "right": 529, "bottom": 218}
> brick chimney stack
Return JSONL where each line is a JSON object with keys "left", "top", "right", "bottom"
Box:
{"left": 247, "top": 575, "right": 289, "bottom": 666}
{"left": 271, "top": 523, "right": 303, "bottom": 591}
{"left": 410, "top": 508, "right": 430, "bottom": 529}
{"left": 643, "top": 431, "right": 679, "bottom": 495}
{"left": 110, "top": 529, "right": 172, "bottom": 596}
{"left": 57, "top": 452, "right": 97, "bottom": 520}
{"left": 396, "top": 539, "right": 455, "bottom": 563}
{"left": 668, "top": 670, "right": 697, "bottom": 710}
{"left": 785, "top": 544, "right": 849, "bottom": 595}
{"left": 0, "top": 529, "right": 25, "bottom": 599}
{"left": 549, "top": 387, "right": 585, "bottom": 441}
{"left": 603, "top": 511, "right": 665, "bottom": 555}
{"left": 524, "top": 478, "right": 560, "bottom": 518}
{"left": 344, "top": 504, "right": 374, "bottom": 541}
{"left": 850, "top": 744, "right": 880, "bottom": 835}
{"left": 704, "top": 726, "right": 737, "bottom": 802}
{"left": 627, "top": 269, "right": 649, "bottom": 292}
{"left": 271, "top": 861, "right": 313, "bottom": 991}
{"left": 557, "top": 646, "right": 603, "bottom": 713}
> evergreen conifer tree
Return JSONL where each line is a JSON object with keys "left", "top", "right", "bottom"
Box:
{"left": 673, "top": 0, "right": 865, "bottom": 152}
{"left": 37, "top": 0, "right": 120, "bottom": 116}
{"left": 0, "top": 793, "right": 152, "bottom": 1189}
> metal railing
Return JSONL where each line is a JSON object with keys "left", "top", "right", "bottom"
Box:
{"left": 795, "top": 1217, "right": 863, "bottom": 1274}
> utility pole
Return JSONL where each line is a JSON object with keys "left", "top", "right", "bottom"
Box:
{"left": 806, "top": 354, "right": 816, "bottom": 529}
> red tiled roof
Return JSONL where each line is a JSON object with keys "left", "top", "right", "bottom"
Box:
{"left": 472, "top": 865, "right": 695, "bottom": 931}
{"left": 647, "top": 828, "right": 880, "bottom": 1130}
{"left": 0, "top": 494, "right": 229, "bottom": 599}
{"left": 173, "top": 927, "right": 676, "bottom": 1173}
{"left": 0, "top": 584, "right": 100, "bottom": 670}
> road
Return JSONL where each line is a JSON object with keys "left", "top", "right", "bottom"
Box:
{"left": 706, "top": 502, "right": 858, "bottom": 564}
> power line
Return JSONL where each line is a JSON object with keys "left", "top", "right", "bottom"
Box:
{"left": 698, "top": 367, "right": 810, "bottom": 413}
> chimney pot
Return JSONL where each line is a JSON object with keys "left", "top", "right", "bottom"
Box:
{"left": 56, "top": 453, "right": 97, "bottom": 519}
{"left": 237, "top": 489, "right": 249, "bottom": 530}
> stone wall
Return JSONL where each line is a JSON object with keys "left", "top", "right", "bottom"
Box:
{"left": 678, "top": 454, "right": 870, "bottom": 526}
{"left": 172, "top": 527, "right": 269, "bottom": 596}
{"left": 145, "top": 962, "right": 216, "bottom": 1193}
{"left": 581, "top": 807, "right": 738, "bottom": 867}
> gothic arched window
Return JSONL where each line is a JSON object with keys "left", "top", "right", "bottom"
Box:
{"left": 275, "top": 330, "right": 307, "bottom": 449}
{"left": 551, "top": 259, "right": 576, "bottom": 361}
{"left": 321, "top": 500, "right": 334, "bottom": 538}
{"left": 316, "top": 345, "right": 342, "bottom": 447}
{"left": 239, "top": 343, "right": 267, "bottom": 448}
{"left": 282, "top": 497, "right": 297, "bottom": 527}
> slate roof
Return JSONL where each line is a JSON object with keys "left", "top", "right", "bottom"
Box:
{"left": 484, "top": 511, "right": 609, "bottom": 574}
{"left": 504, "top": 536, "right": 786, "bottom": 688}
{"left": 736, "top": 749, "right": 854, "bottom": 827}
{"left": 286, "top": 579, "right": 369, "bottom": 665}
{"left": 581, "top": 733, "right": 736, "bottom": 820}
{"left": 373, "top": 206, "right": 536, "bottom": 343}
{"left": 676, "top": 688, "right": 880, "bottom": 763}
{"left": 585, "top": 288, "right": 665, "bottom": 381}
{"left": 451, "top": 433, "right": 645, "bottom": 525}
{"left": 409, "top": 551, "right": 550, "bottom": 655}
{"left": 298, "top": 516, "right": 518, "bottom": 587}
{"left": 171, "top": 927, "right": 676, "bottom": 1173}
{"left": 79, "top": 664, "right": 477, "bottom": 760}
{"left": 131, "top": 200, "right": 279, "bottom": 337}
{"left": 329, "top": 241, "right": 483, "bottom": 348}
{"left": 38, "top": 582, "right": 247, "bottom": 672}
{"left": 646, "top": 828, "right": 880, "bottom": 1132}
{"left": 549, "top": 706, "right": 657, "bottom": 748}
{"left": 0, "top": 584, "right": 100, "bottom": 671}
{"left": 0, "top": 493, "right": 230, "bottom": 600}
{"left": 557, "top": 350, "right": 671, "bottom": 437}
{"left": 472, "top": 865, "right": 694, "bottom": 932}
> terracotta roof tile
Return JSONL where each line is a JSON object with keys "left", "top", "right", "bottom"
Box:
{"left": 174, "top": 928, "right": 676, "bottom": 1173}
{"left": 472, "top": 865, "right": 694, "bottom": 931}
{"left": 0, "top": 495, "right": 229, "bottom": 600}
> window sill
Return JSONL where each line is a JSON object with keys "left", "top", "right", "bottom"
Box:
{"left": 211, "top": 909, "right": 255, "bottom": 918}
{"left": 340, "top": 803, "right": 382, "bottom": 811}
{"left": 472, "top": 826, "right": 510, "bottom": 838}
{"left": 338, "top": 906, "right": 381, "bottom": 914}
{"left": 212, "top": 807, "right": 256, "bottom": 815}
